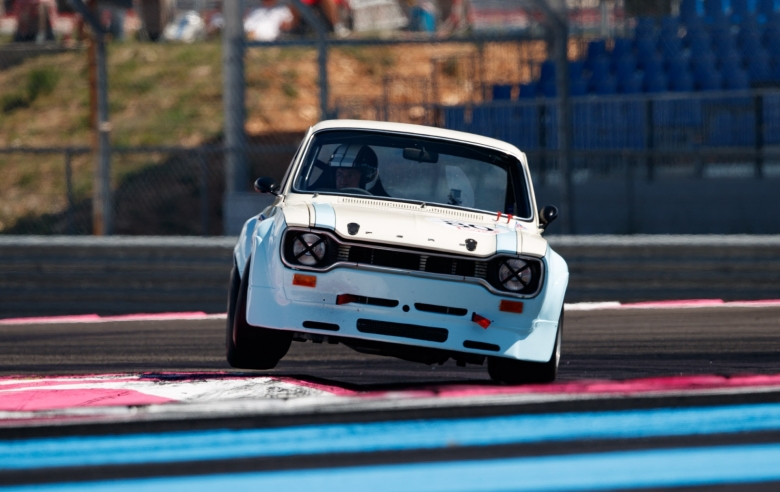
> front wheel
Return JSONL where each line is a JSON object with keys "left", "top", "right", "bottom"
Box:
{"left": 487, "top": 309, "right": 563, "bottom": 384}
{"left": 226, "top": 259, "right": 292, "bottom": 369}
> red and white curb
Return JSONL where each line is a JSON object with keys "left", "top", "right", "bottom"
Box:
{"left": 0, "top": 373, "right": 353, "bottom": 413}
{"left": 2, "top": 372, "right": 780, "bottom": 427}
{"left": 2, "top": 298, "right": 780, "bottom": 326}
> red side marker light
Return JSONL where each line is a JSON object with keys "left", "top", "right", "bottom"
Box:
{"left": 336, "top": 294, "right": 358, "bottom": 305}
{"left": 292, "top": 274, "right": 317, "bottom": 288}
{"left": 472, "top": 312, "right": 491, "bottom": 329}
{"left": 499, "top": 300, "right": 524, "bottom": 313}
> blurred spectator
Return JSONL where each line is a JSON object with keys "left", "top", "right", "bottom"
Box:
{"left": 407, "top": 0, "right": 437, "bottom": 32}
{"left": 11, "top": 0, "right": 56, "bottom": 42}
{"left": 162, "top": 10, "right": 205, "bottom": 42}
{"left": 244, "top": 0, "right": 294, "bottom": 41}
{"left": 291, "top": 0, "right": 350, "bottom": 37}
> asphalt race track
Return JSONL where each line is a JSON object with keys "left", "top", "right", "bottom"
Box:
{"left": 1, "top": 306, "right": 778, "bottom": 384}
{"left": 1, "top": 305, "right": 780, "bottom": 491}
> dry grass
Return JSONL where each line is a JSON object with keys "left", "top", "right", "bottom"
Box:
{"left": 0, "top": 39, "right": 544, "bottom": 231}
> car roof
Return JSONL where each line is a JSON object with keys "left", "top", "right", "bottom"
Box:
{"left": 310, "top": 120, "right": 525, "bottom": 158}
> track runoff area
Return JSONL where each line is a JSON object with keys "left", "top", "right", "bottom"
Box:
{"left": 1, "top": 301, "right": 780, "bottom": 490}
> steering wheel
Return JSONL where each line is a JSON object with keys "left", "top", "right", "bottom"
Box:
{"left": 338, "top": 187, "right": 373, "bottom": 196}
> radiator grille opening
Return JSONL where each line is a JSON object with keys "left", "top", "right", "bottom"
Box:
{"left": 343, "top": 244, "right": 484, "bottom": 279}
{"left": 414, "top": 303, "right": 468, "bottom": 316}
{"left": 302, "top": 321, "right": 340, "bottom": 331}
{"left": 357, "top": 319, "right": 448, "bottom": 342}
{"left": 463, "top": 340, "right": 500, "bottom": 352}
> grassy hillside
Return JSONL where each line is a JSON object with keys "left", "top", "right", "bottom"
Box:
{"left": 0, "top": 40, "right": 534, "bottom": 233}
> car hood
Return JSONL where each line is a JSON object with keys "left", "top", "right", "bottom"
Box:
{"left": 284, "top": 197, "right": 547, "bottom": 258}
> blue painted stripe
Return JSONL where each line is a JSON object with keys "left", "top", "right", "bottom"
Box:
{"left": 495, "top": 230, "right": 516, "bottom": 253}
{"left": 311, "top": 202, "right": 336, "bottom": 230}
{"left": 4, "top": 403, "right": 780, "bottom": 470}
{"left": 4, "top": 444, "right": 780, "bottom": 492}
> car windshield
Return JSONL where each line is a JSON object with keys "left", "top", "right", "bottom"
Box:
{"left": 292, "top": 130, "right": 532, "bottom": 218}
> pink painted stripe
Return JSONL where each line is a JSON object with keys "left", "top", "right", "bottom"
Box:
{"left": 619, "top": 299, "right": 725, "bottom": 309}
{"left": 0, "top": 312, "right": 226, "bottom": 325}
{"left": 361, "top": 373, "right": 780, "bottom": 400}
{"left": 0, "top": 389, "right": 174, "bottom": 412}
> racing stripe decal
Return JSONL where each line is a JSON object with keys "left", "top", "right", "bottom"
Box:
{"left": 495, "top": 230, "right": 517, "bottom": 254}
{"left": 311, "top": 202, "right": 336, "bottom": 230}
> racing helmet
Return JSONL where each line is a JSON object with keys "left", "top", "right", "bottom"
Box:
{"left": 329, "top": 144, "right": 378, "bottom": 186}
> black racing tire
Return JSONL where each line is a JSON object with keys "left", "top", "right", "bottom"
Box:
{"left": 487, "top": 309, "right": 563, "bottom": 384}
{"left": 226, "top": 259, "right": 293, "bottom": 369}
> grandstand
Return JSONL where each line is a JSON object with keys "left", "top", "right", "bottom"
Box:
{"left": 445, "top": 0, "right": 780, "bottom": 153}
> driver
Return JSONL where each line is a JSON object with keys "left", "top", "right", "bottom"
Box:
{"left": 329, "top": 144, "right": 387, "bottom": 195}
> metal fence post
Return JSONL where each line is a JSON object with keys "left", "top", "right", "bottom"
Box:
{"left": 64, "top": 149, "right": 75, "bottom": 235}
{"left": 645, "top": 96, "right": 654, "bottom": 181}
{"left": 198, "top": 150, "right": 209, "bottom": 236}
{"left": 286, "top": 0, "right": 329, "bottom": 119}
{"left": 68, "top": 0, "right": 112, "bottom": 235}
{"left": 222, "top": 0, "right": 248, "bottom": 197}
{"left": 755, "top": 92, "right": 764, "bottom": 179}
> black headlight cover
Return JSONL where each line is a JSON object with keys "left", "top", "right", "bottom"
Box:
{"left": 282, "top": 230, "right": 339, "bottom": 269}
{"left": 486, "top": 256, "right": 543, "bottom": 295}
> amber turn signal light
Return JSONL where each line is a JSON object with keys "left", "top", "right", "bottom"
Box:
{"left": 499, "top": 300, "right": 524, "bottom": 313}
{"left": 292, "top": 274, "right": 317, "bottom": 288}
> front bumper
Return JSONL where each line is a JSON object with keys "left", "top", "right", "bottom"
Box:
{"left": 245, "top": 236, "right": 568, "bottom": 362}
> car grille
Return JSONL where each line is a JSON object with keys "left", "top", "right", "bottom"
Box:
{"left": 356, "top": 319, "right": 449, "bottom": 342}
{"left": 338, "top": 245, "right": 488, "bottom": 279}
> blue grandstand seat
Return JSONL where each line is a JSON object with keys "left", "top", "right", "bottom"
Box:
{"left": 645, "top": 73, "right": 668, "bottom": 92}
{"left": 771, "top": 59, "right": 780, "bottom": 81}
{"left": 660, "top": 16, "right": 678, "bottom": 34}
{"left": 718, "top": 51, "right": 744, "bottom": 73}
{"left": 593, "top": 75, "right": 617, "bottom": 94}
{"left": 492, "top": 84, "right": 513, "bottom": 100}
{"left": 587, "top": 39, "right": 607, "bottom": 59}
{"left": 680, "top": 0, "right": 701, "bottom": 24}
{"left": 642, "top": 54, "right": 664, "bottom": 78}
{"left": 619, "top": 73, "right": 644, "bottom": 93}
{"left": 519, "top": 82, "right": 537, "bottom": 99}
{"left": 723, "top": 69, "right": 750, "bottom": 89}
{"left": 569, "top": 60, "right": 585, "bottom": 81}
{"left": 636, "top": 37, "right": 658, "bottom": 64}
{"left": 635, "top": 17, "right": 656, "bottom": 39}
{"left": 670, "top": 71, "right": 695, "bottom": 91}
{"left": 740, "top": 33, "right": 764, "bottom": 56}
{"left": 590, "top": 56, "right": 611, "bottom": 80}
{"left": 692, "top": 52, "right": 718, "bottom": 73}
{"left": 614, "top": 56, "right": 637, "bottom": 81}
{"left": 713, "top": 34, "right": 738, "bottom": 55}
{"left": 758, "top": 0, "right": 778, "bottom": 20}
{"left": 541, "top": 79, "right": 557, "bottom": 97}
{"left": 570, "top": 78, "right": 588, "bottom": 96}
{"left": 612, "top": 38, "right": 633, "bottom": 59}
{"left": 704, "top": 0, "right": 727, "bottom": 23}
{"left": 659, "top": 35, "right": 683, "bottom": 59}
{"left": 730, "top": 0, "right": 750, "bottom": 23}
{"left": 540, "top": 60, "right": 556, "bottom": 85}
{"left": 666, "top": 56, "right": 690, "bottom": 75}
{"left": 748, "top": 57, "right": 772, "bottom": 82}
{"left": 695, "top": 67, "right": 723, "bottom": 90}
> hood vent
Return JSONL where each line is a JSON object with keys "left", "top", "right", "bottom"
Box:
{"left": 337, "top": 197, "right": 485, "bottom": 222}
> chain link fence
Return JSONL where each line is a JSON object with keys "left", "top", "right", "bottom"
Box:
{"left": 2, "top": 0, "right": 780, "bottom": 235}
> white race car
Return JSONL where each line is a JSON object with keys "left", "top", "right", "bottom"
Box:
{"left": 228, "top": 120, "right": 568, "bottom": 384}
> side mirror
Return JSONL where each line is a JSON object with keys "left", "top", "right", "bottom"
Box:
{"left": 538, "top": 205, "right": 558, "bottom": 231}
{"left": 254, "top": 177, "right": 279, "bottom": 195}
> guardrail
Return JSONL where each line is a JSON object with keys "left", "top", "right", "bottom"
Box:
{"left": 2, "top": 235, "right": 779, "bottom": 318}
